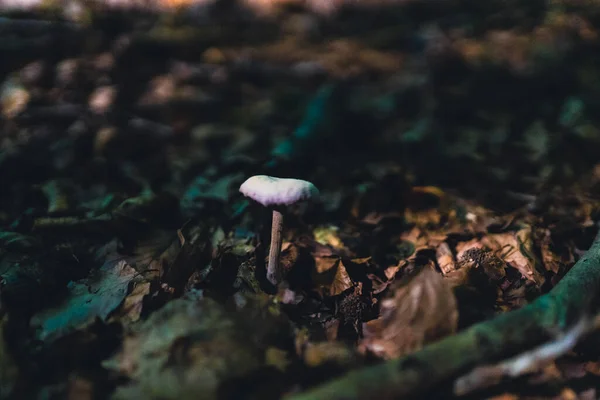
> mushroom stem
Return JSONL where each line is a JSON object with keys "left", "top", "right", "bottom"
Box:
{"left": 267, "top": 209, "right": 284, "bottom": 285}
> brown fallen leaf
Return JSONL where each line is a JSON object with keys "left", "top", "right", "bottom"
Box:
{"left": 399, "top": 227, "right": 431, "bottom": 258}
{"left": 104, "top": 292, "right": 285, "bottom": 400}
{"left": 360, "top": 267, "right": 458, "bottom": 359}
{"left": 312, "top": 257, "right": 353, "bottom": 297}
{"left": 482, "top": 227, "right": 543, "bottom": 286}
{"left": 110, "top": 281, "right": 151, "bottom": 325}
{"left": 405, "top": 186, "right": 448, "bottom": 227}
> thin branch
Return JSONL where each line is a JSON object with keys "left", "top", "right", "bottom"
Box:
{"left": 454, "top": 316, "right": 595, "bottom": 396}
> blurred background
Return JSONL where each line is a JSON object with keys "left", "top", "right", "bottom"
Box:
{"left": 1, "top": 0, "right": 600, "bottom": 214}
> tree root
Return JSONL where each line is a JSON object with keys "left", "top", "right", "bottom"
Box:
{"left": 288, "top": 230, "right": 600, "bottom": 400}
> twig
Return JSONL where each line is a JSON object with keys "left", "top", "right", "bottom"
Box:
{"left": 454, "top": 316, "right": 594, "bottom": 396}
{"left": 288, "top": 229, "right": 600, "bottom": 400}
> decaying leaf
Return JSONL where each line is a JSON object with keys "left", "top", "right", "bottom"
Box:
{"left": 30, "top": 260, "right": 137, "bottom": 342}
{"left": 121, "top": 230, "right": 183, "bottom": 283}
{"left": 481, "top": 227, "right": 543, "bottom": 285}
{"left": 312, "top": 257, "right": 353, "bottom": 296}
{"left": 109, "top": 281, "right": 151, "bottom": 325}
{"left": 104, "top": 292, "right": 278, "bottom": 400}
{"left": 405, "top": 186, "right": 448, "bottom": 227}
{"left": 400, "top": 227, "right": 446, "bottom": 260}
{"left": 360, "top": 267, "right": 458, "bottom": 359}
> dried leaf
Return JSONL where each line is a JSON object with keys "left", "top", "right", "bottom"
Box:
{"left": 482, "top": 227, "right": 543, "bottom": 285}
{"left": 30, "top": 260, "right": 136, "bottom": 342}
{"left": 121, "top": 230, "right": 182, "bottom": 282}
{"left": 313, "top": 257, "right": 353, "bottom": 296}
{"left": 104, "top": 293, "right": 278, "bottom": 400}
{"left": 314, "top": 256, "right": 339, "bottom": 274}
{"left": 400, "top": 227, "right": 429, "bottom": 255}
{"left": 331, "top": 266, "right": 353, "bottom": 297}
{"left": 110, "top": 281, "right": 151, "bottom": 325}
{"left": 360, "top": 267, "right": 458, "bottom": 359}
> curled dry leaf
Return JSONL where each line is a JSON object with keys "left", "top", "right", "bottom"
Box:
{"left": 400, "top": 227, "right": 447, "bottom": 261}
{"left": 360, "top": 267, "right": 458, "bottom": 359}
{"left": 481, "top": 227, "right": 543, "bottom": 286}
{"left": 327, "top": 261, "right": 353, "bottom": 297}
{"left": 312, "top": 257, "right": 353, "bottom": 297}
{"left": 456, "top": 228, "right": 541, "bottom": 285}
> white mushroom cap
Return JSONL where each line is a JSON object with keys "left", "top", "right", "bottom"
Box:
{"left": 239, "top": 175, "right": 319, "bottom": 207}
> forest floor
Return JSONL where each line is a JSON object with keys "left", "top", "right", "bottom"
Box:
{"left": 2, "top": 1, "right": 600, "bottom": 399}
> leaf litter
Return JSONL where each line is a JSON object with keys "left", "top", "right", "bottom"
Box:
{"left": 1, "top": 1, "right": 600, "bottom": 399}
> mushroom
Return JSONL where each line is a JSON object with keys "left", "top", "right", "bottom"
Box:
{"left": 240, "top": 175, "right": 319, "bottom": 286}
